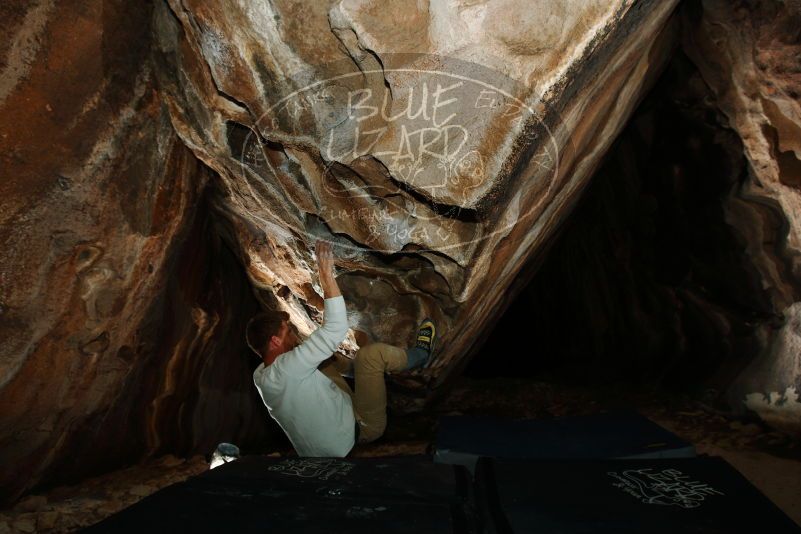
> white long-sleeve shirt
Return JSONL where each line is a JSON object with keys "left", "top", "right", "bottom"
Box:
{"left": 253, "top": 296, "right": 354, "bottom": 457}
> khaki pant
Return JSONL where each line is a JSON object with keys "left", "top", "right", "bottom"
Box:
{"left": 318, "top": 343, "right": 407, "bottom": 444}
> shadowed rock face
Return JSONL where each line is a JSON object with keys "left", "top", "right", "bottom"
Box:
{"left": 469, "top": 51, "right": 775, "bottom": 391}
{"left": 682, "top": 0, "right": 801, "bottom": 432}
{"left": 152, "top": 0, "right": 680, "bottom": 399}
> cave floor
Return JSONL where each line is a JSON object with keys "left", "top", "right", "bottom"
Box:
{"left": 2, "top": 377, "right": 799, "bottom": 532}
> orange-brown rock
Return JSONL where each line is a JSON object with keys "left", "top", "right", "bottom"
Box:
{"left": 0, "top": 0, "right": 276, "bottom": 504}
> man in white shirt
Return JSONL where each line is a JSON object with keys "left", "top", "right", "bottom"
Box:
{"left": 248, "top": 240, "right": 436, "bottom": 456}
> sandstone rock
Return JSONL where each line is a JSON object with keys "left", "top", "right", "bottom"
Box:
{"left": 11, "top": 516, "right": 35, "bottom": 534}
{"left": 741, "top": 423, "right": 764, "bottom": 436}
{"left": 35, "top": 512, "right": 59, "bottom": 531}
{"left": 152, "top": 0, "right": 680, "bottom": 403}
{"left": 683, "top": 0, "right": 801, "bottom": 433}
{"left": 0, "top": 0, "right": 276, "bottom": 504}
{"left": 128, "top": 485, "right": 154, "bottom": 498}
{"left": 13, "top": 496, "right": 46, "bottom": 513}
{"left": 97, "top": 501, "right": 124, "bottom": 516}
{"left": 157, "top": 455, "right": 185, "bottom": 468}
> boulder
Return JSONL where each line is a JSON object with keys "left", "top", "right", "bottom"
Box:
{"left": 152, "top": 0, "right": 680, "bottom": 400}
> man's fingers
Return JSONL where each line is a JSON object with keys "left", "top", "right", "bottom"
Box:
{"left": 315, "top": 240, "right": 334, "bottom": 261}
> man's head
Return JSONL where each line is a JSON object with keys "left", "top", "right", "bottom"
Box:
{"left": 246, "top": 311, "right": 300, "bottom": 363}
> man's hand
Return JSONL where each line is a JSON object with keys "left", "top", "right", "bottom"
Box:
{"left": 316, "top": 240, "right": 341, "bottom": 298}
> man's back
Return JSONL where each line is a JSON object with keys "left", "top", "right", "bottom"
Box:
{"left": 253, "top": 296, "right": 356, "bottom": 457}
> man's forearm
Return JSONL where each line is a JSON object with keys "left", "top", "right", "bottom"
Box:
{"left": 320, "top": 270, "right": 341, "bottom": 299}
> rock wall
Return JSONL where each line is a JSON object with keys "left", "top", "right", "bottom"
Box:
{"left": 683, "top": 0, "right": 801, "bottom": 432}
{"left": 0, "top": 0, "right": 276, "bottom": 504}
{"left": 152, "top": 0, "right": 680, "bottom": 403}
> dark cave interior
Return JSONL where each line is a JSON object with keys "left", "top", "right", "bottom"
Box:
{"left": 466, "top": 51, "right": 775, "bottom": 398}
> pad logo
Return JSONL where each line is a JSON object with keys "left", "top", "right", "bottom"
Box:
{"left": 268, "top": 458, "right": 355, "bottom": 481}
{"left": 608, "top": 468, "right": 724, "bottom": 509}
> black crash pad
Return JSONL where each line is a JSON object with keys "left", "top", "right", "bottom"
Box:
{"left": 84, "top": 456, "right": 475, "bottom": 533}
{"left": 475, "top": 456, "right": 800, "bottom": 533}
{"left": 434, "top": 411, "right": 695, "bottom": 472}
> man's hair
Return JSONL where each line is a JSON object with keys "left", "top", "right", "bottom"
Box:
{"left": 245, "top": 311, "right": 289, "bottom": 359}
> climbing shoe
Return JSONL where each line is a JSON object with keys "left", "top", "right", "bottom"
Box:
{"left": 404, "top": 318, "right": 437, "bottom": 370}
{"left": 415, "top": 318, "right": 436, "bottom": 354}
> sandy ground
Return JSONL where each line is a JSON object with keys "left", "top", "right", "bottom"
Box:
{"left": 1, "top": 377, "right": 799, "bottom": 531}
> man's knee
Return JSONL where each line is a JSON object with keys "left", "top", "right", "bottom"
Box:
{"left": 354, "top": 343, "right": 386, "bottom": 372}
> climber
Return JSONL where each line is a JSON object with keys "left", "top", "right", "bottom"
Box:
{"left": 246, "top": 239, "right": 436, "bottom": 457}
